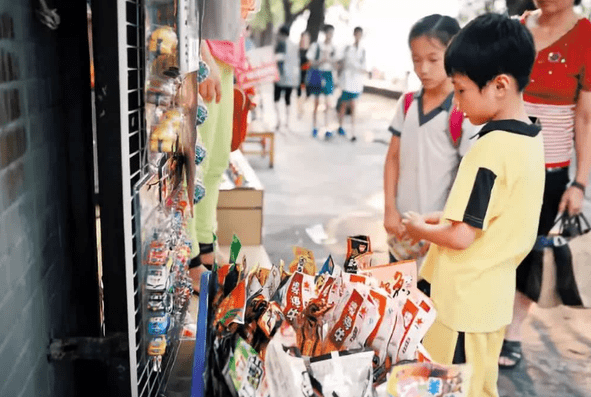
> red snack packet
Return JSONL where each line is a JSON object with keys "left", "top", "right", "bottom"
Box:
{"left": 359, "top": 260, "right": 417, "bottom": 296}
{"left": 215, "top": 279, "right": 247, "bottom": 327}
{"left": 281, "top": 272, "right": 315, "bottom": 324}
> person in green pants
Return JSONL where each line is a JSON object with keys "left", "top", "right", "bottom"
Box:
{"left": 188, "top": 39, "right": 245, "bottom": 292}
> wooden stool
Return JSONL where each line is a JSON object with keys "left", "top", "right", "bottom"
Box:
{"left": 240, "top": 127, "right": 275, "bottom": 168}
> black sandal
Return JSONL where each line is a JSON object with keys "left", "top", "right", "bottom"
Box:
{"left": 189, "top": 243, "right": 215, "bottom": 295}
{"left": 499, "top": 340, "right": 522, "bottom": 369}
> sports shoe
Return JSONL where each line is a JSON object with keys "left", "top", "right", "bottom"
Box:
{"left": 325, "top": 131, "right": 334, "bottom": 140}
{"left": 312, "top": 128, "right": 318, "bottom": 138}
{"left": 350, "top": 135, "right": 357, "bottom": 142}
{"left": 338, "top": 127, "right": 346, "bottom": 136}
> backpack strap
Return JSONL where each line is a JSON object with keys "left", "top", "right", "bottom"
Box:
{"left": 448, "top": 106, "right": 464, "bottom": 148}
{"left": 403, "top": 92, "right": 414, "bottom": 117}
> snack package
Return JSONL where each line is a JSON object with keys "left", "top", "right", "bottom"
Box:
{"left": 215, "top": 279, "right": 247, "bottom": 327}
{"left": 318, "top": 255, "right": 334, "bottom": 275}
{"left": 343, "top": 235, "right": 372, "bottom": 273}
{"left": 415, "top": 343, "right": 432, "bottom": 363}
{"left": 323, "top": 288, "right": 376, "bottom": 353}
{"left": 289, "top": 247, "right": 317, "bottom": 276}
{"left": 386, "top": 362, "right": 473, "bottom": 397}
{"left": 296, "top": 298, "right": 333, "bottom": 357}
{"left": 388, "top": 289, "right": 436, "bottom": 363}
{"left": 308, "top": 350, "right": 374, "bottom": 397}
{"left": 365, "top": 289, "right": 397, "bottom": 365}
{"left": 261, "top": 263, "right": 282, "bottom": 300}
{"left": 280, "top": 272, "right": 316, "bottom": 324}
{"left": 264, "top": 322, "right": 321, "bottom": 397}
{"left": 225, "top": 337, "right": 267, "bottom": 397}
{"left": 257, "top": 301, "right": 285, "bottom": 339}
{"left": 359, "top": 260, "right": 417, "bottom": 296}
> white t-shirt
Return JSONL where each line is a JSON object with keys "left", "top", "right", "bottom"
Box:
{"left": 340, "top": 44, "right": 366, "bottom": 94}
{"left": 306, "top": 41, "right": 336, "bottom": 72}
{"left": 388, "top": 91, "right": 477, "bottom": 216}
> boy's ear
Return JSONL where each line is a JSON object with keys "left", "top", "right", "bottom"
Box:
{"left": 493, "top": 74, "right": 512, "bottom": 96}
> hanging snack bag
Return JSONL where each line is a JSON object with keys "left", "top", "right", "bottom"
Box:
{"left": 148, "top": 26, "right": 178, "bottom": 56}
{"left": 289, "top": 247, "right": 317, "bottom": 276}
{"left": 307, "top": 350, "right": 374, "bottom": 397}
{"left": 386, "top": 362, "right": 473, "bottom": 397}
{"left": 261, "top": 263, "right": 282, "bottom": 300}
{"left": 365, "top": 289, "right": 397, "bottom": 365}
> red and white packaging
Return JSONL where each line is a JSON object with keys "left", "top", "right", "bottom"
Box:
{"left": 281, "top": 272, "right": 316, "bottom": 324}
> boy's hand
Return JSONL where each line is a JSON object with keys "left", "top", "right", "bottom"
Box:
{"left": 402, "top": 211, "right": 425, "bottom": 244}
{"left": 384, "top": 208, "right": 405, "bottom": 239}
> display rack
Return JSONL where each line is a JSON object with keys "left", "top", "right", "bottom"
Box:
{"left": 92, "top": 0, "right": 200, "bottom": 396}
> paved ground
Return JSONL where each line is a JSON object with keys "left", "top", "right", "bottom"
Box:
{"left": 243, "top": 87, "right": 591, "bottom": 397}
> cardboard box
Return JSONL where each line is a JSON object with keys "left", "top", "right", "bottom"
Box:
{"left": 216, "top": 151, "right": 264, "bottom": 246}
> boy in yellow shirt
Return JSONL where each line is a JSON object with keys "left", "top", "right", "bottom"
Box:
{"left": 402, "top": 13, "right": 544, "bottom": 397}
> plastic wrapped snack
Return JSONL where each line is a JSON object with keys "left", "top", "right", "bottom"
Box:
{"left": 280, "top": 272, "right": 316, "bottom": 324}
{"left": 289, "top": 247, "right": 317, "bottom": 276}
{"left": 308, "top": 350, "right": 374, "bottom": 397}
{"left": 360, "top": 260, "right": 418, "bottom": 296}
{"left": 215, "top": 279, "right": 247, "bottom": 328}
{"left": 224, "top": 337, "right": 267, "bottom": 397}
{"left": 264, "top": 322, "right": 321, "bottom": 397}
{"left": 148, "top": 26, "right": 178, "bottom": 56}
{"left": 388, "top": 289, "right": 436, "bottom": 363}
{"left": 343, "top": 235, "right": 372, "bottom": 273}
{"left": 386, "top": 362, "right": 473, "bottom": 397}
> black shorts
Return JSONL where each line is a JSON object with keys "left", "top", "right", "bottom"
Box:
{"left": 274, "top": 85, "right": 293, "bottom": 106}
{"left": 516, "top": 167, "right": 569, "bottom": 297}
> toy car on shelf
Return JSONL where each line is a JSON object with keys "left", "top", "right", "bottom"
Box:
{"left": 146, "top": 266, "right": 169, "bottom": 291}
{"left": 147, "top": 336, "right": 167, "bottom": 356}
{"left": 148, "top": 312, "right": 171, "bottom": 335}
{"left": 147, "top": 292, "right": 170, "bottom": 312}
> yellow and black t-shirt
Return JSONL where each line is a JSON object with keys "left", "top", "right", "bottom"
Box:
{"left": 420, "top": 120, "right": 545, "bottom": 333}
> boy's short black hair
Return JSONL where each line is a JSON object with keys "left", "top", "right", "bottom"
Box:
{"left": 354, "top": 26, "right": 363, "bottom": 34}
{"left": 408, "top": 14, "right": 461, "bottom": 47}
{"left": 279, "top": 25, "right": 290, "bottom": 37}
{"left": 323, "top": 24, "right": 334, "bottom": 33}
{"left": 444, "top": 13, "right": 535, "bottom": 91}
{"left": 575, "top": 0, "right": 581, "bottom": 5}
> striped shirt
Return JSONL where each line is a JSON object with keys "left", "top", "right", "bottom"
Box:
{"left": 522, "top": 17, "right": 591, "bottom": 168}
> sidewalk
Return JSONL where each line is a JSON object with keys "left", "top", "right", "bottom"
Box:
{"left": 246, "top": 87, "right": 591, "bottom": 397}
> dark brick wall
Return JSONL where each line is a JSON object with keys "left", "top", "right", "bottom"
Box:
{"left": 0, "top": 2, "right": 97, "bottom": 396}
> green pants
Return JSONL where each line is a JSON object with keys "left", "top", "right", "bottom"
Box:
{"left": 188, "top": 59, "right": 234, "bottom": 257}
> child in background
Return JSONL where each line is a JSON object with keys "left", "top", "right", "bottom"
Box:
{"left": 402, "top": 13, "right": 544, "bottom": 397}
{"left": 274, "top": 25, "right": 300, "bottom": 131}
{"left": 307, "top": 24, "right": 337, "bottom": 139}
{"left": 383, "top": 15, "right": 475, "bottom": 271}
{"left": 337, "top": 26, "right": 367, "bottom": 142}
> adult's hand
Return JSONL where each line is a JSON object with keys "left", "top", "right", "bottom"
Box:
{"left": 558, "top": 186, "right": 585, "bottom": 216}
{"left": 199, "top": 60, "right": 222, "bottom": 103}
{"left": 384, "top": 208, "right": 405, "bottom": 239}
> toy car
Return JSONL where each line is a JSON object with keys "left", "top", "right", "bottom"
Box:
{"left": 147, "top": 336, "right": 167, "bottom": 356}
{"left": 148, "top": 312, "right": 171, "bottom": 335}
{"left": 147, "top": 292, "right": 170, "bottom": 312}
{"left": 146, "top": 266, "right": 169, "bottom": 291}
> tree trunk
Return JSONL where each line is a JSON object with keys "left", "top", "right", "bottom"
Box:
{"left": 259, "top": 0, "right": 274, "bottom": 46}
{"left": 306, "top": 0, "right": 325, "bottom": 43}
{"left": 282, "top": 0, "right": 293, "bottom": 27}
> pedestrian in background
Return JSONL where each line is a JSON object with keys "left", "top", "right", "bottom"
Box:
{"left": 336, "top": 26, "right": 367, "bottom": 142}
{"left": 297, "top": 31, "right": 311, "bottom": 118}
{"left": 307, "top": 24, "right": 337, "bottom": 139}
{"left": 274, "top": 24, "right": 300, "bottom": 131}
